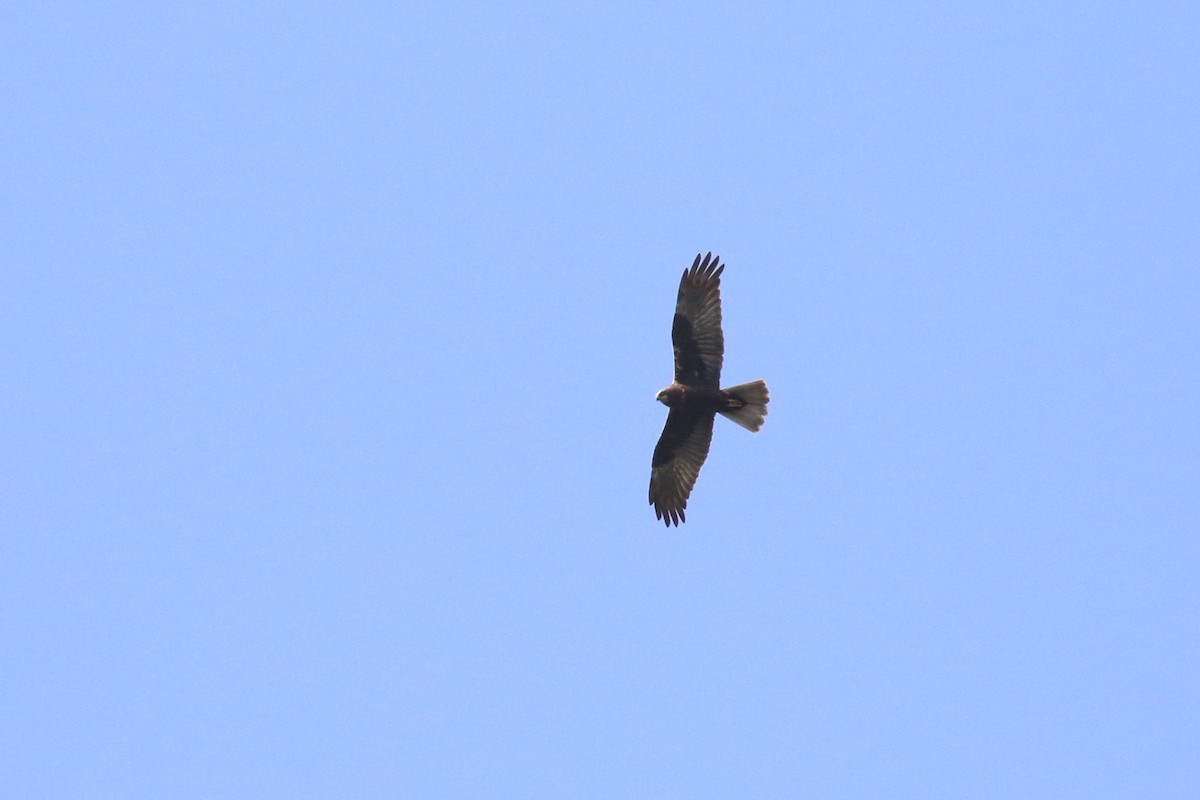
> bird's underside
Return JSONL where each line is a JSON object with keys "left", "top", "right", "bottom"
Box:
{"left": 648, "top": 253, "right": 769, "bottom": 526}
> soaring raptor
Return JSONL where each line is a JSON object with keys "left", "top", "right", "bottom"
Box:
{"left": 649, "top": 253, "right": 769, "bottom": 526}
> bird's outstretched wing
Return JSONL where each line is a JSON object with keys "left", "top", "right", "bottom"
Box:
{"left": 672, "top": 253, "right": 724, "bottom": 389}
{"left": 649, "top": 407, "right": 716, "bottom": 526}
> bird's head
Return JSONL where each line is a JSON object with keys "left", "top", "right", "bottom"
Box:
{"left": 656, "top": 385, "right": 680, "bottom": 406}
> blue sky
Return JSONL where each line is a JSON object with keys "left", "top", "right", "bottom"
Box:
{"left": 2, "top": 2, "right": 1197, "bottom": 797}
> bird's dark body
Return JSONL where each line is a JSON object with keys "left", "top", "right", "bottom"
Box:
{"left": 654, "top": 383, "right": 726, "bottom": 410}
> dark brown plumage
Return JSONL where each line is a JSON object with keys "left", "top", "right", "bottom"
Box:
{"left": 649, "top": 253, "right": 770, "bottom": 526}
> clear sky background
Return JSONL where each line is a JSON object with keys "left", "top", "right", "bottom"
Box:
{"left": 3, "top": 2, "right": 1197, "bottom": 798}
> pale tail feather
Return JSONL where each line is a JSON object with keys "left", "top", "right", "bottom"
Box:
{"left": 718, "top": 380, "right": 770, "bottom": 432}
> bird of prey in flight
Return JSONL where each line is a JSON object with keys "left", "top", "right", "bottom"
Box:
{"left": 649, "top": 253, "right": 769, "bottom": 526}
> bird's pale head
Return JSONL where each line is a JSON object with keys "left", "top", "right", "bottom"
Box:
{"left": 656, "top": 385, "right": 683, "bottom": 407}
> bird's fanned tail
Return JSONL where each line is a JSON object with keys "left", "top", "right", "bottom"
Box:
{"left": 718, "top": 380, "right": 770, "bottom": 432}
